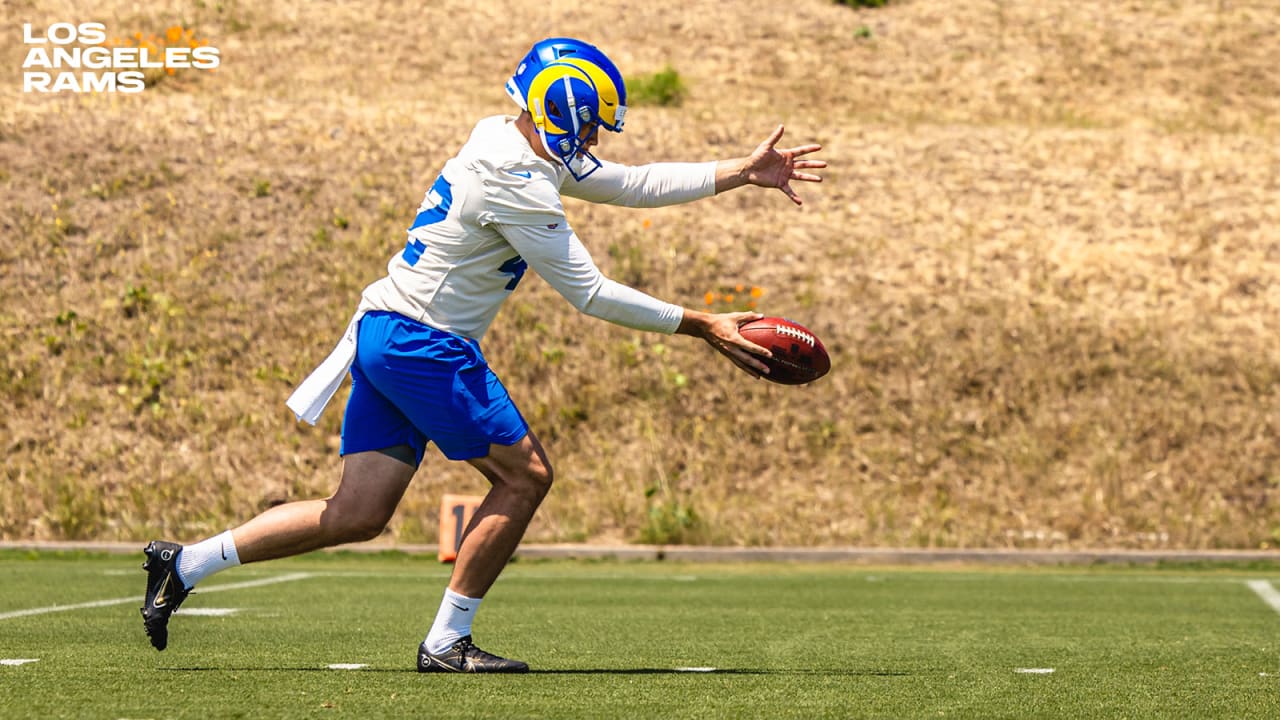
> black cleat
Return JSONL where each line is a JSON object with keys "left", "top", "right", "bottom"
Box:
{"left": 417, "top": 636, "right": 529, "bottom": 673}
{"left": 140, "top": 540, "right": 191, "bottom": 651}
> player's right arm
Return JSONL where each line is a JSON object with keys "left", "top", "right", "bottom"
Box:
{"left": 560, "top": 160, "right": 716, "bottom": 208}
{"left": 562, "top": 125, "right": 825, "bottom": 208}
{"left": 495, "top": 222, "right": 770, "bottom": 376}
{"left": 495, "top": 221, "right": 680, "bottom": 333}
{"left": 710, "top": 125, "right": 825, "bottom": 206}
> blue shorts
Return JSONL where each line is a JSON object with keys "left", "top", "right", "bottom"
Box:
{"left": 340, "top": 311, "right": 529, "bottom": 464}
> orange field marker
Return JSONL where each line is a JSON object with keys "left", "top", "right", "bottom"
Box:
{"left": 438, "top": 494, "right": 484, "bottom": 563}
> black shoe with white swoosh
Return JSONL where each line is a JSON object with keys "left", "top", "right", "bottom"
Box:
{"left": 140, "top": 540, "right": 191, "bottom": 651}
{"left": 417, "top": 636, "right": 529, "bottom": 673}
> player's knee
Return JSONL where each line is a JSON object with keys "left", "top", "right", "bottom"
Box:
{"left": 534, "top": 458, "right": 554, "bottom": 492}
{"left": 325, "top": 499, "right": 392, "bottom": 543}
{"left": 343, "top": 514, "right": 390, "bottom": 542}
{"left": 514, "top": 456, "right": 554, "bottom": 498}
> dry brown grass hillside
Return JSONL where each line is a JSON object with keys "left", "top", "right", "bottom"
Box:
{"left": 1, "top": 0, "right": 1277, "bottom": 549}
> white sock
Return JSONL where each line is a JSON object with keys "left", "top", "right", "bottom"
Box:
{"left": 424, "top": 588, "right": 482, "bottom": 653}
{"left": 176, "top": 530, "right": 241, "bottom": 589}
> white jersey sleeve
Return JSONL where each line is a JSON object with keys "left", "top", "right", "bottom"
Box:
{"left": 495, "top": 222, "right": 683, "bottom": 334}
{"left": 561, "top": 159, "right": 716, "bottom": 207}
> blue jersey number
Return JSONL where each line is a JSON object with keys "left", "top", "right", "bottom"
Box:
{"left": 403, "top": 175, "right": 454, "bottom": 266}
{"left": 498, "top": 256, "right": 528, "bottom": 291}
{"left": 402, "top": 174, "right": 525, "bottom": 292}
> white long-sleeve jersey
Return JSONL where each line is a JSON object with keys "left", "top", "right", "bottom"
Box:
{"left": 357, "top": 115, "right": 717, "bottom": 340}
{"left": 286, "top": 115, "right": 716, "bottom": 423}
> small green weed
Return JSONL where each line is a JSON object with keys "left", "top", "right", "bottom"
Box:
{"left": 121, "top": 284, "right": 153, "bottom": 318}
{"left": 628, "top": 65, "right": 687, "bottom": 107}
{"left": 638, "top": 481, "right": 701, "bottom": 544}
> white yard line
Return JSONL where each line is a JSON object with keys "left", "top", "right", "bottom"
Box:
{"left": 1246, "top": 580, "right": 1280, "bottom": 616}
{"left": 178, "top": 607, "right": 241, "bottom": 617}
{"left": 0, "top": 572, "right": 312, "bottom": 621}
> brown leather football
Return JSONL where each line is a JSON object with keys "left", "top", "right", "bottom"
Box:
{"left": 738, "top": 317, "right": 831, "bottom": 385}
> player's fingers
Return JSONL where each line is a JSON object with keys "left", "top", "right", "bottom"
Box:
{"left": 725, "top": 345, "right": 770, "bottom": 375}
{"left": 737, "top": 360, "right": 766, "bottom": 379}
{"left": 762, "top": 124, "right": 785, "bottom": 149}
{"left": 794, "top": 159, "right": 827, "bottom": 170}
{"left": 730, "top": 356, "right": 765, "bottom": 378}
{"left": 709, "top": 330, "right": 770, "bottom": 368}
{"left": 712, "top": 327, "right": 771, "bottom": 359}
{"left": 781, "top": 183, "right": 803, "bottom": 205}
{"left": 785, "top": 143, "right": 822, "bottom": 157}
{"left": 734, "top": 337, "right": 772, "bottom": 358}
{"left": 791, "top": 171, "right": 823, "bottom": 183}
{"left": 720, "top": 314, "right": 771, "bottom": 357}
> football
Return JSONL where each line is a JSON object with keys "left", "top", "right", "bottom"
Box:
{"left": 738, "top": 316, "right": 831, "bottom": 385}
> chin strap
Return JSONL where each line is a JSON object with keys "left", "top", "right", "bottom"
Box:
{"left": 528, "top": 96, "right": 601, "bottom": 181}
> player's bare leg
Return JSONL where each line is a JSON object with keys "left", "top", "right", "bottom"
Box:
{"left": 452, "top": 432, "right": 553, "bottom": 596}
{"left": 417, "top": 431, "right": 551, "bottom": 673}
{"left": 141, "top": 448, "right": 415, "bottom": 651}
{"left": 231, "top": 448, "right": 416, "bottom": 562}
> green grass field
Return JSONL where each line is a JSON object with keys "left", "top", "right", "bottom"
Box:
{"left": 2, "top": 551, "right": 1279, "bottom": 718}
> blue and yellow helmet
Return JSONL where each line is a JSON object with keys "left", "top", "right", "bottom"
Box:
{"left": 506, "top": 38, "right": 628, "bottom": 180}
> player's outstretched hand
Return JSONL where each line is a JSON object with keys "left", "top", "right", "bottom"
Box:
{"left": 677, "top": 310, "right": 772, "bottom": 378}
{"left": 740, "top": 125, "right": 826, "bottom": 206}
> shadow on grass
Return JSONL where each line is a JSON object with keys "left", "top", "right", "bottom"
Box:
{"left": 162, "top": 667, "right": 912, "bottom": 676}
{"left": 531, "top": 668, "right": 913, "bottom": 676}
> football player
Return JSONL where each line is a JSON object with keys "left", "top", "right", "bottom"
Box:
{"left": 141, "top": 37, "right": 825, "bottom": 672}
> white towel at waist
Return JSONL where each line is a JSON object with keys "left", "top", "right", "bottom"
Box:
{"left": 286, "top": 311, "right": 364, "bottom": 425}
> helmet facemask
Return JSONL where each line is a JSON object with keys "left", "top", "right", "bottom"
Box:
{"left": 527, "top": 66, "right": 606, "bottom": 180}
